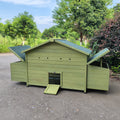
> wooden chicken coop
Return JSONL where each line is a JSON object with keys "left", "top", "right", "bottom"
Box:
{"left": 9, "top": 39, "right": 110, "bottom": 95}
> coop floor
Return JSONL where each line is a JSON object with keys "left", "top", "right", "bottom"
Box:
{"left": 0, "top": 53, "right": 120, "bottom": 120}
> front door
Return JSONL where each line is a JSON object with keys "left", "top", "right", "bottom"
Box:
{"left": 49, "top": 73, "right": 60, "bottom": 85}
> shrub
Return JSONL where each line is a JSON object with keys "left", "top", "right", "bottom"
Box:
{"left": 111, "top": 65, "right": 120, "bottom": 73}
{"left": 90, "top": 13, "right": 120, "bottom": 68}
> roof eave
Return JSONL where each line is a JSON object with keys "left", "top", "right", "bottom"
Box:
{"left": 22, "top": 40, "right": 51, "bottom": 53}
{"left": 9, "top": 47, "right": 24, "bottom": 61}
{"left": 55, "top": 40, "right": 90, "bottom": 55}
{"left": 87, "top": 48, "right": 110, "bottom": 65}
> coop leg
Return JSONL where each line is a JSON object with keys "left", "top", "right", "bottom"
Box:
{"left": 26, "top": 82, "right": 29, "bottom": 87}
{"left": 84, "top": 89, "right": 87, "bottom": 93}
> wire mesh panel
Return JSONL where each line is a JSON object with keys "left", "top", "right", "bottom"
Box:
{"left": 49, "top": 73, "right": 60, "bottom": 85}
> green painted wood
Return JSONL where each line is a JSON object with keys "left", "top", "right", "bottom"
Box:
{"left": 44, "top": 84, "right": 60, "bottom": 95}
{"left": 10, "top": 39, "right": 110, "bottom": 93}
{"left": 11, "top": 61, "right": 27, "bottom": 82}
{"left": 87, "top": 65, "right": 109, "bottom": 91}
{"left": 87, "top": 48, "right": 110, "bottom": 65}
{"left": 26, "top": 42, "right": 87, "bottom": 92}
{"left": 22, "top": 41, "right": 50, "bottom": 53}
{"left": 9, "top": 45, "right": 30, "bottom": 61}
{"left": 55, "top": 40, "right": 91, "bottom": 55}
{"left": 23, "top": 39, "right": 92, "bottom": 55}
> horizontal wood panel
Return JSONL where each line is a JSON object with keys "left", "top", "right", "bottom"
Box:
{"left": 62, "top": 82, "right": 84, "bottom": 90}
{"left": 28, "top": 63, "right": 85, "bottom": 70}
{"left": 28, "top": 60, "right": 86, "bottom": 66}
{"left": 87, "top": 65, "right": 109, "bottom": 91}
{"left": 28, "top": 57, "right": 86, "bottom": 62}
{"left": 28, "top": 82, "right": 47, "bottom": 86}
{"left": 61, "top": 86, "right": 84, "bottom": 91}
{"left": 28, "top": 67, "right": 84, "bottom": 73}
{"left": 29, "top": 78, "right": 48, "bottom": 83}
{"left": 28, "top": 42, "right": 82, "bottom": 55}
{"left": 11, "top": 62, "right": 27, "bottom": 82}
{"left": 28, "top": 52, "right": 83, "bottom": 58}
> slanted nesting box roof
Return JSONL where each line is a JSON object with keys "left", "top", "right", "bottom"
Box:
{"left": 87, "top": 48, "right": 110, "bottom": 65}
{"left": 9, "top": 45, "right": 31, "bottom": 61}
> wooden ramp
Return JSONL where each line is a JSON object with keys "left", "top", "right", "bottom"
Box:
{"left": 44, "top": 84, "right": 60, "bottom": 95}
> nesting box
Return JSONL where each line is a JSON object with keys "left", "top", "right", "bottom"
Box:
{"left": 9, "top": 39, "right": 110, "bottom": 94}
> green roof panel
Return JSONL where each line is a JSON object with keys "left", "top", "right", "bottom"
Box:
{"left": 9, "top": 45, "right": 31, "bottom": 61}
{"left": 56, "top": 39, "right": 92, "bottom": 55}
{"left": 87, "top": 48, "right": 110, "bottom": 65}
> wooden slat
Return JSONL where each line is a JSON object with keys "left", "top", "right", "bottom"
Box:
{"left": 87, "top": 65, "right": 109, "bottom": 91}
{"left": 11, "top": 62, "right": 27, "bottom": 82}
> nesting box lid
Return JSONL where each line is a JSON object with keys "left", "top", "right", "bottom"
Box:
{"left": 9, "top": 45, "right": 31, "bottom": 61}
{"left": 87, "top": 48, "right": 110, "bottom": 65}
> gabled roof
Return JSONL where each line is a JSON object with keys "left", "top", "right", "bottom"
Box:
{"left": 22, "top": 39, "right": 92, "bottom": 55}
{"left": 56, "top": 40, "right": 92, "bottom": 55}
{"left": 9, "top": 45, "right": 31, "bottom": 61}
{"left": 87, "top": 48, "right": 110, "bottom": 65}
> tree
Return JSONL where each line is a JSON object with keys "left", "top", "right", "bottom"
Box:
{"left": 113, "top": 3, "right": 120, "bottom": 13}
{"left": 90, "top": 13, "right": 120, "bottom": 67}
{"left": 12, "top": 11, "right": 38, "bottom": 45}
{"left": 66, "top": 28, "right": 79, "bottom": 40}
{"left": 4, "top": 20, "right": 17, "bottom": 39}
{"left": 41, "top": 26, "right": 59, "bottom": 39}
{"left": 0, "top": 19, "right": 5, "bottom": 37}
{"left": 53, "top": 0, "right": 112, "bottom": 45}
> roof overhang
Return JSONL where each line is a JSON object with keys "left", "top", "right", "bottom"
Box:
{"left": 9, "top": 45, "right": 31, "bottom": 61}
{"left": 87, "top": 48, "right": 110, "bottom": 65}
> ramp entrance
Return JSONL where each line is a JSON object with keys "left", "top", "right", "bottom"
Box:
{"left": 44, "top": 73, "right": 61, "bottom": 95}
{"left": 44, "top": 84, "right": 60, "bottom": 95}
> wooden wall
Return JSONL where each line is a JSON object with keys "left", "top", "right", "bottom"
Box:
{"left": 10, "top": 61, "right": 27, "bottom": 82}
{"left": 26, "top": 42, "right": 87, "bottom": 91}
{"left": 87, "top": 65, "right": 109, "bottom": 91}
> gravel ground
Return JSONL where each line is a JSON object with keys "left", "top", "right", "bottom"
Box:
{"left": 0, "top": 53, "right": 120, "bottom": 120}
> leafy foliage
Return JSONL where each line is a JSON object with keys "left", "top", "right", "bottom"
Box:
{"left": 90, "top": 13, "right": 120, "bottom": 67}
{"left": 53, "top": 0, "right": 112, "bottom": 43}
{"left": 12, "top": 11, "right": 38, "bottom": 43}
{"left": 41, "top": 26, "right": 59, "bottom": 39}
{"left": 0, "top": 19, "right": 5, "bottom": 37}
{"left": 4, "top": 20, "right": 17, "bottom": 39}
{"left": 41, "top": 26, "right": 80, "bottom": 40}
{"left": 111, "top": 65, "right": 120, "bottom": 73}
{"left": 90, "top": 14, "right": 120, "bottom": 54}
{"left": 113, "top": 3, "right": 120, "bottom": 13}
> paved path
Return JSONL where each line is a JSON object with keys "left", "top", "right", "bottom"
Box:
{"left": 0, "top": 54, "right": 120, "bottom": 120}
